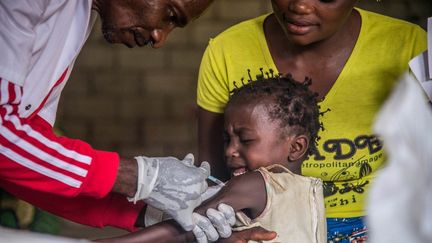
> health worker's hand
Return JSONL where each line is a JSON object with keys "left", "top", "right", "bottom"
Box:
{"left": 192, "top": 203, "right": 236, "bottom": 243}
{"left": 128, "top": 153, "right": 210, "bottom": 231}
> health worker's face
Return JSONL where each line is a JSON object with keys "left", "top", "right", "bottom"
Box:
{"left": 271, "top": 0, "right": 358, "bottom": 46}
{"left": 93, "top": 0, "right": 212, "bottom": 48}
{"left": 224, "top": 102, "right": 293, "bottom": 178}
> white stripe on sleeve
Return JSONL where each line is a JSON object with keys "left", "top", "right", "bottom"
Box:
{"left": 13, "top": 85, "right": 22, "bottom": 104}
{"left": 0, "top": 79, "right": 9, "bottom": 104}
{"left": 0, "top": 144, "right": 82, "bottom": 188}
{"left": 4, "top": 106, "right": 92, "bottom": 165}
{"left": 0, "top": 125, "right": 88, "bottom": 177}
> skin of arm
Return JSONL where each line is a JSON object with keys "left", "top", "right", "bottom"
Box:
{"left": 217, "top": 226, "right": 277, "bottom": 243}
{"left": 98, "top": 171, "right": 273, "bottom": 243}
{"left": 111, "top": 158, "right": 138, "bottom": 197}
{"left": 198, "top": 108, "right": 230, "bottom": 181}
{"left": 111, "top": 158, "right": 147, "bottom": 228}
{"left": 97, "top": 220, "right": 195, "bottom": 243}
{"left": 195, "top": 171, "right": 267, "bottom": 219}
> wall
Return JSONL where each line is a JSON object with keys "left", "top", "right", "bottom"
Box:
{"left": 57, "top": 0, "right": 432, "bottom": 159}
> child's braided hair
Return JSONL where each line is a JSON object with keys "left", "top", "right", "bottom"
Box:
{"left": 227, "top": 69, "right": 322, "bottom": 156}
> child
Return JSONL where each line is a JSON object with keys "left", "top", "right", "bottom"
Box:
{"left": 99, "top": 75, "right": 325, "bottom": 243}
{"left": 206, "top": 73, "right": 327, "bottom": 243}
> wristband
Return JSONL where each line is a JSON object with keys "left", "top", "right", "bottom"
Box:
{"left": 127, "top": 156, "right": 159, "bottom": 204}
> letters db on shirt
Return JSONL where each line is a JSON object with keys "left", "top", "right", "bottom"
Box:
{"left": 409, "top": 17, "right": 432, "bottom": 101}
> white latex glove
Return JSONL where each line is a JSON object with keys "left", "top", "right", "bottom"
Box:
{"left": 192, "top": 202, "right": 236, "bottom": 242}
{"left": 201, "top": 184, "right": 224, "bottom": 202}
{"left": 193, "top": 213, "right": 219, "bottom": 243}
{"left": 207, "top": 203, "right": 236, "bottom": 238}
{"left": 143, "top": 184, "right": 224, "bottom": 227}
{"left": 128, "top": 153, "right": 210, "bottom": 231}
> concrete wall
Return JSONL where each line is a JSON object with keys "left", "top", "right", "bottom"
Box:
{"left": 57, "top": 0, "right": 432, "bottom": 159}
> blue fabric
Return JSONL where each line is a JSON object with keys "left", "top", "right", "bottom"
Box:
{"left": 327, "top": 217, "right": 368, "bottom": 242}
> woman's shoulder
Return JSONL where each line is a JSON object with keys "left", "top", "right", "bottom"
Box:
{"left": 358, "top": 8, "right": 424, "bottom": 32}
{"left": 356, "top": 7, "right": 426, "bottom": 51}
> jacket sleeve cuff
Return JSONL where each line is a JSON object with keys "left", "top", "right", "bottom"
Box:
{"left": 81, "top": 150, "right": 120, "bottom": 198}
{"left": 103, "top": 193, "right": 145, "bottom": 232}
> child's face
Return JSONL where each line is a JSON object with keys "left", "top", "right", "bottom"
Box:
{"left": 224, "top": 102, "right": 293, "bottom": 177}
{"left": 271, "top": 0, "right": 357, "bottom": 46}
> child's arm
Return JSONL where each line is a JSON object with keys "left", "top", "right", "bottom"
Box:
{"left": 196, "top": 171, "right": 267, "bottom": 219}
{"left": 97, "top": 171, "right": 271, "bottom": 242}
{"left": 96, "top": 219, "right": 194, "bottom": 243}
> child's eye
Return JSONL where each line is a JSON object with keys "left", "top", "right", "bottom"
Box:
{"left": 319, "top": 0, "right": 336, "bottom": 3}
{"left": 167, "top": 8, "right": 178, "bottom": 24}
{"left": 240, "top": 138, "right": 254, "bottom": 144}
{"left": 223, "top": 133, "right": 230, "bottom": 144}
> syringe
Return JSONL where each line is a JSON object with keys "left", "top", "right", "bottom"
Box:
{"left": 207, "top": 175, "right": 226, "bottom": 187}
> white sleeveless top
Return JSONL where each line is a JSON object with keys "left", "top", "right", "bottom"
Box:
{"left": 234, "top": 165, "right": 327, "bottom": 243}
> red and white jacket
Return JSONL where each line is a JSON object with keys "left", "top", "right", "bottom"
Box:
{"left": 0, "top": 1, "right": 143, "bottom": 231}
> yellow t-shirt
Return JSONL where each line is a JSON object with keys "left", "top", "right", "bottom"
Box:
{"left": 197, "top": 8, "right": 427, "bottom": 218}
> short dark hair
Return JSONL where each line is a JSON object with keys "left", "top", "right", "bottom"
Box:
{"left": 227, "top": 70, "right": 321, "bottom": 156}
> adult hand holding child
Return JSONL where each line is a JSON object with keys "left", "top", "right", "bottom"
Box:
{"left": 128, "top": 154, "right": 211, "bottom": 231}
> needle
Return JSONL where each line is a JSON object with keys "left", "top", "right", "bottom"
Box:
{"left": 207, "top": 175, "right": 226, "bottom": 187}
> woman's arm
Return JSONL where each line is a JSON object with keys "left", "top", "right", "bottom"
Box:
{"left": 198, "top": 108, "right": 230, "bottom": 181}
{"left": 98, "top": 220, "right": 276, "bottom": 243}
{"left": 218, "top": 226, "right": 277, "bottom": 243}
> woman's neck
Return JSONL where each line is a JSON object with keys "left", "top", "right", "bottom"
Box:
{"left": 263, "top": 11, "right": 361, "bottom": 99}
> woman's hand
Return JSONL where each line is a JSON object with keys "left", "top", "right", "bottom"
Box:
{"left": 218, "top": 226, "right": 277, "bottom": 243}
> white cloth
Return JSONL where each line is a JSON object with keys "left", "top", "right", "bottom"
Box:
{"left": 0, "top": 0, "right": 95, "bottom": 124}
{"left": 368, "top": 72, "right": 432, "bottom": 242}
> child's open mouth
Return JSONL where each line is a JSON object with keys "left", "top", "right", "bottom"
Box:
{"left": 232, "top": 167, "right": 248, "bottom": 177}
